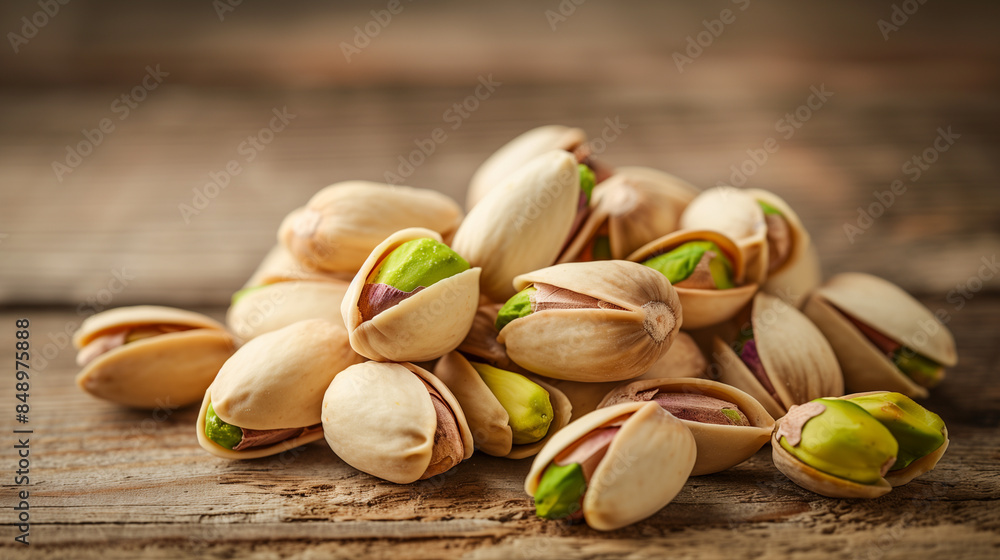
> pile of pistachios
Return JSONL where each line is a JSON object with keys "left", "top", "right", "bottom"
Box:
{"left": 72, "top": 125, "right": 957, "bottom": 531}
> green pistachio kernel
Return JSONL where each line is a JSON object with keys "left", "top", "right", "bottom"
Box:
{"left": 721, "top": 408, "right": 745, "bottom": 424}
{"left": 591, "top": 235, "right": 612, "bottom": 261}
{"left": 231, "top": 285, "right": 265, "bottom": 306}
{"left": 578, "top": 164, "right": 596, "bottom": 204}
{"left": 641, "top": 241, "right": 735, "bottom": 289}
{"left": 780, "top": 398, "right": 898, "bottom": 485}
{"left": 847, "top": 392, "right": 946, "bottom": 471}
{"left": 369, "top": 238, "right": 470, "bottom": 292}
{"left": 534, "top": 462, "right": 587, "bottom": 519}
{"left": 205, "top": 403, "right": 243, "bottom": 450}
{"left": 471, "top": 362, "right": 554, "bottom": 445}
{"left": 759, "top": 200, "right": 783, "bottom": 216}
{"left": 495, "top": 286, "right": 537, "bottom": 331}
{"left": 891, "top": 349, "right": 944, "bottom": 388}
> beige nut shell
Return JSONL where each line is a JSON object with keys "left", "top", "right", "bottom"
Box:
{"left": 321, "top": 361, "right": 474, "bottom": 484}
{"left": 599, "top": 378, "right": 774, "bottom": 476}
{"left": 196, "top": 319, "right": 364, "bottom": 460}
{"left": 227, "top": 280, "right": 350, "bottom": 341}
{"left": 433, "top": 351, "right": 573, "bottom": 459}
{"left": 243, "top": 244, "right": 355, "bottom": 288}
{"left": 680, "top": 186, "right": 769, "bottom": 284}
{"left": 745, "top": 189, "right": 820, "bottom": 307}
{"left": 341, "top": 227, "right": 480, "bottom": 362}
{"left": 279, "top": 181, "right": 463, "bottom": 273}
{"left": 526, "top": 401, "right": 696, "bottom": 531}
{"left": 498, "top": 260, "right": 682, "bottom": 382}
{"left": 804, "top": 273, "right": 957, "bottom": 399}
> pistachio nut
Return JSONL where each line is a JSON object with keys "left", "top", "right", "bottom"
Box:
{"left": 680, "top": 186, "right": 769, "bottom": 283}
{"left": 495, "top": 260, "right": 682, "bottom": 382}
{"left": 196, "top": 319, "right": 364, "bottom": 459}
{"left": 712, "top": 291, "right": 843, "bottom": 419}
{"left": 748, "top": 189, "right": 820, "bottom": 307}
{"left": 627, "top": 229, "right": 758, "bottom": 329}
{"left": 599, "top": 378, "right": 774, "bottom": 475}
{"left": 803, "top": 272, "right": 957, "bottom": 398}
{"left": 842, "top": 391, "right": 949, "bottom": 486}
{"left": 321, "top": 361, "right": 474, "bottom": 483}
{"left": 466, "top": 125, "right": 590, "bottom": 210}
{"left": 73, "top": 306, "right": 236, "bottom": 408}
{"left": 341, "top": 228, "right": 480, "bottom": 362}
{"left": 434, "top": 352, "right": 573, "bottom": 458}
{"left": 228, "top": 280, "right": 350, "bottom": 341}
{"left": 278, "top": 181, "right": 463, "bottom": 273}
{"left": 772, "top": 398, "right": 898, "bottom": 498}
{"left": 241, "top": 244, "right": 356, "bottom": 288}
{"left": 451, "top": 150, "right": 591, "bottom": 302}
{"left": 526, "top": 401, "right": 696, "bottom": 531}
{"left": 558, "top": 167, "right": 699, "bottom": 263}
{"left": 455, "top": 302, "right": 515, "bottom": 369}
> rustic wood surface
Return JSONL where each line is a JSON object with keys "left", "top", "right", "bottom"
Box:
{"left": 1, "top": 0, "right": 999, "bottom": 558}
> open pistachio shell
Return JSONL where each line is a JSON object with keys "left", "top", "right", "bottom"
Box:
{"left": 558, "top": 167, "right": 699, "bottom": 263}
{"left": 196, "top": 319, "right": 364, "bottom": 460}
{"left": 467, "top": 125, "right": 587, "bottom": 210}
{"left": 342, "top": 228, "right": 480, "bottom": 362}
{"left": 278, "top": 181, "right": 463, "bottom": 273}
{"left": 744, "top": 189, "right": 820, "bottom": 307}
{"left": 804, "top": 273, "right": 957, "bottom": 399}
{"left": 228, "top": 280, "right": 350, "bottom": 340}
{"left": 526, "top": 401, "right": 696, "bottom": 531}
{"left": 434, "top": 352, "right": 572, "bottom": 458}
{"left": 321, "top": 361, "right": 474, "bottom": 484}
{"left": 680, "top": 187, "right": 768, "bottom": 284}
{"left": 455, "top": 303, "right": 514, "bottom": 369}
{"left": 712, "top": 292, "right": 843, "bottom": 419}
{"left": 600, "top": 378, "right": 774, "bottom": 475}
{"left": 452, "top": 150, "right": 582, "bottom": 302}
{"left": 73, "top": 306, "right": 236, "bottom": 408}
{"left": 497, "top": 260, "right": 682, "bottom": 382}
{"left": 627, "top": 229, "right": 758, "bottom": 329}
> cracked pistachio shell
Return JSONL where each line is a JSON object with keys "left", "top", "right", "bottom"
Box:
{"left": 321, "top": 361, "right": 474, "bottom": 484}
{"left": 558, "top": 167, "right": 700, "bottom": 263}
{"left": 599, "top": 378, "right": 774, "bottom": 475}
{"left": 713, "top": 292, "right": 843, "bottom": 419}
{"left": 73, "top": 306, "right": 236, "bottom": 409}
{"left": 526, "top": 401, "right": 696, "bottom": 531}
{"left": 467, "top": 125, "right": 587, "bottom": 210}
{"left": 745, "top": 189, "right": 820, "bottom": 307}
{"left": 227, "top": 280, "right": 350, "bottom": 341}
{"left": 434, "top": 352, "right": 572, "bottom": 459}
{"left": 628, "top": 229, "right": 758, "bottom": 329}
{"left": 680, "top": 187, "right": 769, "bottom": 284}
{"left": 278, "top": 181, "right": 463, "bottom": 273}
{"left": 498, "top": 260, "right": 682, "bottom": 382}
{"left": 452, "top": 150, "right": 582, "bottom": 302}
{"left": 342, "top": 228, "right": 480, "bottom": 362}
{"left": 804, "top": 273, "right": 957, "bottom": 399}
{"left": 196, "top": 319, "right": 364, "bottom": 460}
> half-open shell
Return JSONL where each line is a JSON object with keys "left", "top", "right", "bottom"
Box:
{"left": 680, "top": 187, "right": 768, "bottom": 284}
{"left": 744, "top": 189, "right": 820, "bottom": 307}
{"left": 713, "top": 292, "right": 843, "bottom": 419}
{"left": 342, "top": 228, "right": 480, "bottom": 362}
{"left": 627, "top": 229, "right": 758, "bottom": 329}
{"left": 600, "top": 378, "right": 774, "bottom": 475}
{"left": 434, "top": 352, "right": 572, "bottom": 458}
{"left": 803, "top": 273, "right": 957, "bottom": 399}
{"left": 74, "top": 306, "right": 236, "bottom": 408}
{"left": 525, "top": 401, "right": 696, "bottom": 531}
{"left": 498, "top": 260, "right": 682, "bottom": 382}
{"left": 196, "top": 319, "right": 364, "bottom": 459}
{"left": 322, "top": 361, "right": 474, "bottom": 483}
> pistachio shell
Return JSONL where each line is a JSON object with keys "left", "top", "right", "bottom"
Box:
{"left": 498, "top": 260, "right": 682, "bottom": 382}
{"left": 73, "top": 305, "right": 226, "bottom": 348}
{"left": 455, "top": 303, "right": 514, "bottom": 369}
{"left": 341, "top": 228, "right": 480, "bottom": 362}
{"left": 599, "top": 378, "right": 774, "bottom": 475}
{"left": 627, "top": 229, "right": 758, "bottom": 329}
{"left": 680, "top": 187, "right": 768, "bottom": 283}
{"left": 713, "top": 292, "right": 843, "bottom": 418}
{"left": 227, "top": 280, "right": 350, "bottom": 340}
{"left": 278, "top": 181, "right": 463, "bottom": 273}
{"left": 196, "top": 319, "right": 363, "bottom": 459}
{"left": 243, "top": 244, "right": 355, "bottom": 289}
{"left": 434, "top": 352, "right": 572, "bottom": 458}
{"left": 467, "top": 125, "right": 586, "bottom": 210}
{"left": 526, "top": 401, "right": 696, "bottom": 531}
{"left": 452, "top": 150, "right": 582, "bottom": 302}
{"left": 321, "top": 361, "right": 474, "bottom": 483}
{"left": 558, "top": 167, "right": 699, "bottom": 263}
{"left": 744, "top": 189, "right": 820, "bottom": 307}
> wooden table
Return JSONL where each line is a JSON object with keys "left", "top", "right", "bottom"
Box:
{"left": 1, "top": 1, "right": 999, "bottom": 558}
